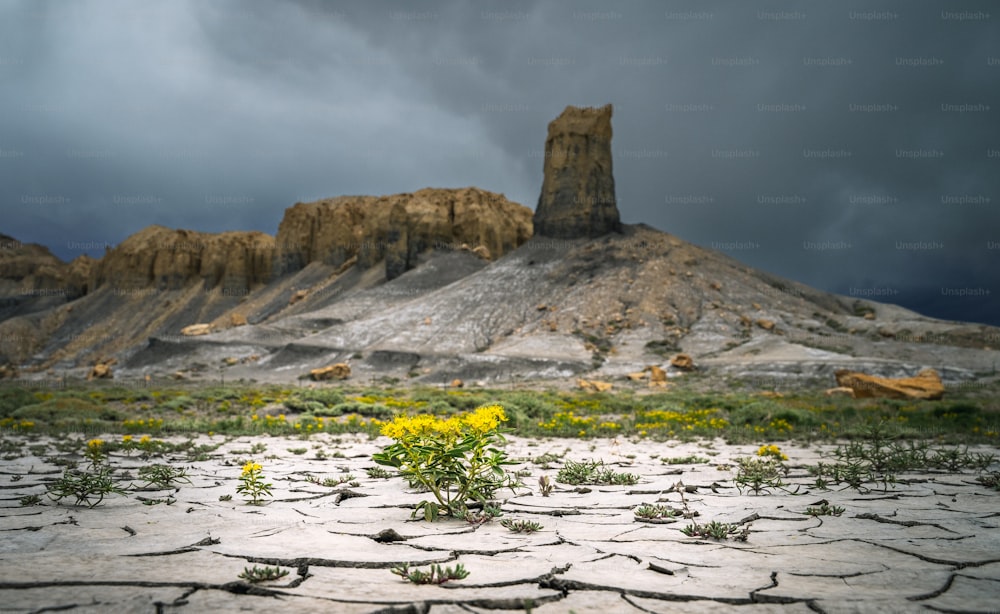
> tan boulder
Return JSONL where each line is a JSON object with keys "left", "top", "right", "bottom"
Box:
{"left": 670, "top": 353, "right": 695, "bottom": 371}
{"left": 756, "top": 319, "right": 775, "bottom": 331}
{"left": 289, "top": 289, "right": 308, "bottom": 305}
{"left": 626, "top": 371, "right": 646, "bottom": 382}
{"left": 87, "top": 358, "right": 116, "bottom": 380}
{"left": 834, "top": 368, "right": 944, "bottom": 400}
{"left": 230, "top": 313, "right": 248, "bottom": 327}
{"left": 471, "top": 245, "right": 492, "bottom": 260}
{"left": 181, "top": 323, "right": 213, "bottom": 336}
{"left": 646, "top": 365, "right": 668, "bottom": 387}
{"left": 310, "top": 363, "right": 351, "bottom": 381}
{"left": 450, "top": 379, "right": 464, "bottom": 388}
{"left": 578, "top": 379, "right": 613, "bottom": 392}
{"left": 825, "top": 386, "right": 856, "bottom": 398}
{"left": 864, "top": 312, "right": 876, "bottom": 320}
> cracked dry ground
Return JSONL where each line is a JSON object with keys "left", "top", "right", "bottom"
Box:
{"left": 1, "top": 435, "right": 999, "bottom": 613}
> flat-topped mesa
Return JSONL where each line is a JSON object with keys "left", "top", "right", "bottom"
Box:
{"left": 533, "top": 104, "right": 622, "bottom": 239}
{"left": 275, "top": 187, "right": 533, "bottom": 280}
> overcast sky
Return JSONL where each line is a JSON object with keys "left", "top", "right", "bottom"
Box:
{"left": 1, "top": 0, "right": 998, "bottom": 326}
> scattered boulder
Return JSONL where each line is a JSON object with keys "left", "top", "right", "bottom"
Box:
{"left": 87, "top": 358, "right": 116, "bottom": 380}
{"left": 834, "top": 368, "right": 944, "bottom": 400}
{"left": 230, "top": 313, "right": 248, "bottom": 327}
{"left": 533, "top": 104, "right": 622, "bottom": 239}
{"left": 626, "top": 371, "right": 646, "bottom": 382}
{"left": 670, "top": 353, "right": 695, "bottom": 371}
{"left": 646, "top": 365, "right": 668, "bottom": 387}
{"left": 223, "top": 357, "right": 239, "bottom": 366}
{"left": 756, "top": 319, "right": 775, "bottom": 331}
{"left": 578, "top": 379, "right": 613, "bottom": 392}
{"left": 471, "top": 245, "right": 491, "bottom": 260}
{"left": 289, "top": 289, "right": 308, "bottom": 305}
{"left": 0, "top": 363, "right": 18, "bottom": 380}
{"left": 450, "top": 379, "right": 464, "bottom": 388}
{"left": 310, "top": 363, "right": 351, "bottom": 381}
{"left": 825, "top": 386, "right": 856, "bottom": 398}
{"left": 181, "top": 323, "right": 213, "bottom": 336}
{"left": 864, "top": 312, "right": 876, "bottom": 320}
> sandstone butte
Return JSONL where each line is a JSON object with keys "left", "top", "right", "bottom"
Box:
{"left": 533, "top": 104, "right": 622, "bottom": 239}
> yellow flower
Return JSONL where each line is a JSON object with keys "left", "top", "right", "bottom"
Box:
{"left": 139, "top": 435, "right": 151, "bottom": 444}
{"left": 122, "top": 435, "right": 133, "bottom": 443}
{"left": 87, "top": 438, "right": 104, "bottom": 449}
{"left": 242, "top": 462, "right": 262, "bottom": 476}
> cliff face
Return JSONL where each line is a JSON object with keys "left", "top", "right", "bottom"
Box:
{"left": 275, "top": 187, "right": 533, "bottom": 279}
{"left": 533, "top": 104, "right": 621, "bottom": 239}
{"left": 0, "top": 234, "right": 89, "bottom": 297}
{"left": 88, "top": 226, "right": 276, "bottom": 292}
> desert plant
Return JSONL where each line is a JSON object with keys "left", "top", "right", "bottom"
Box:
{"left": 500, "top": 518, "right": 543, "bottom": 533}
{"left": 661, "top": 455, "right": 709, "bottom": 465}
{"left": 733, "top": 457, "right": 787, "bottom": 495}
{"left": 19, "top": 494, "right": 42, "bottom": 506}
{"left": 137, "top": 464, "right": 191, "bottom": 489}
{"left": 633, "top": 503, "right": 682, "bottom": 522}
{"left": 238, "top": 565, "right": 289, "bottom": 583}
{"left": 556, "top": 459, "right": 639, "bottom": 486}
{"left": 47, "top": 464, "right": 127, "bottom": 508}
{"left": 538, "top": 475, "right": 553, "bottom": 496}
{"left": 373, "top": 405, "right": 518, "bottom": 520}
{"left": 465, "top": 504, "right": 503, "bottom": 524}
{"left": 803, "top": 501, "right": 845, "bottom": 517}
{"left": 390, "top": 563, "right": 469, "bottom": 584}
{"left": 365, "top": 466, "right": 392, "bottom": 479}
{"left": 681, "top": 520, "right": 749, "bottom": 541}
{"left": 236, "top": 461, "right": 272, "bottom": 505}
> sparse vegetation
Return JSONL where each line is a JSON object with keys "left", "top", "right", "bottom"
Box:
{"left": 556, "top": 459, "right": 639, "bottom": 486}
{"left": 390, "top": 563, "right": 469, "bottom": 584}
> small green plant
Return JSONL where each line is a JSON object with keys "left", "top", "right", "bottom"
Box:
{"left": 633, "top": 503, "right": 682, "bottom": 522}
{"left": 287, "top": 447, "right": 308, "bottom": 455}
{"left": 365, "top": 466, "right": 392, "bottom": 479}
{"left": 557, "top": 459, "right": 639, "bottom": 486}
{"left": 236, "top": 461, "right": 272, "bottom": 505}
{"left": 803, "top": 501, "right": 845, "bottom": 517}
{"left": 538, "top": 475, "right": 553, "bottom": 497}
{"left": 390, "top": 563, "right": 469, "bottom": 584}
{"left": 19, "top": 494, "right": 42, "bottom": 506}
{"left": 47, "top": 464, "right": 127, "bottom": 508}
{"left": 238, "top": 565, "right": 289, "bottom": 583}
{"left": 681, "top": 520, "right": 749, "bottom": 541}
{"left": 219, "top": 494, "right": 233, "bottom": 501}
{"left": 733, "top": 457, "right": 787, "bottom": 495}
{"left": 500, "top": 518, "right": 543, "bottom": 533}
{"left": 465, "top": 504, "right": 503, "bottom": 524}
{"left": 661, "top": 455, "right": 709, "bottom": 465}
{"left": 977, "top": 471, "right": 1000, "bottom": 491}
{"left": 373, "top": 405, "right": 518, "bottom": 520}
{"left": 137, "top": 464, "right": 192, "bottom": 489}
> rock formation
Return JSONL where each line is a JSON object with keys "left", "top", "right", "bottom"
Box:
{"left": 310, "top": 363, "right": 351, "bottom": 381}
{"left": 0, "top": 234, "right": 92, "bottom": 299}
{"left": 88, "top": 226, "right": 275, "bottom": 292}
{"left": 274, "top": 187, "right": 533, "bottom": 280}
{"left": 834, "top": 368, "right": 945, "bottom": 400}
{"left": 533, "top": 104, "right": 621, "bottom": 239}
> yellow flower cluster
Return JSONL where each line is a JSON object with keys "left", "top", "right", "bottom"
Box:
{"left": 0, "top": 418, "right": 35, "bottom": 430}
{"left": 635, "top": 408, "right": 729, "bottom": 433}
{"left": 87, "top": 438, "right": 104, "bottom": 449}
{"left": 757, "top": 444, "right": 788, "bottom": 461}
{"left": 381, "top": 405, "right": 507, "bottom": 441}
{"left": 242, "top": 461, "right": 262, "bottom": 476}
{"left": 121, "top": 434, "right": 133, "bottom": 443}
{"left": 139, "top": 435, "right": 151, "bottom": 444}
{"left": 122, "top": 418, "right": 164, "bottom": 431}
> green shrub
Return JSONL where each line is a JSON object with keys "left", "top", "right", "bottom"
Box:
{"left": 0, "top": 388, "right": 37, "bottom": 418}
{"left": 13, "top": 398, "right": 123, "bottom": 424}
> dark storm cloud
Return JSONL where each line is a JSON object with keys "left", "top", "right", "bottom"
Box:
{"left": 2, "top": 0, "right": 998, "bottom": 325}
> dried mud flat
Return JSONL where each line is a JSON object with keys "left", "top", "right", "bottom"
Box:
{"left": 1, "top": 434, "right": 999, "bottom": 613}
